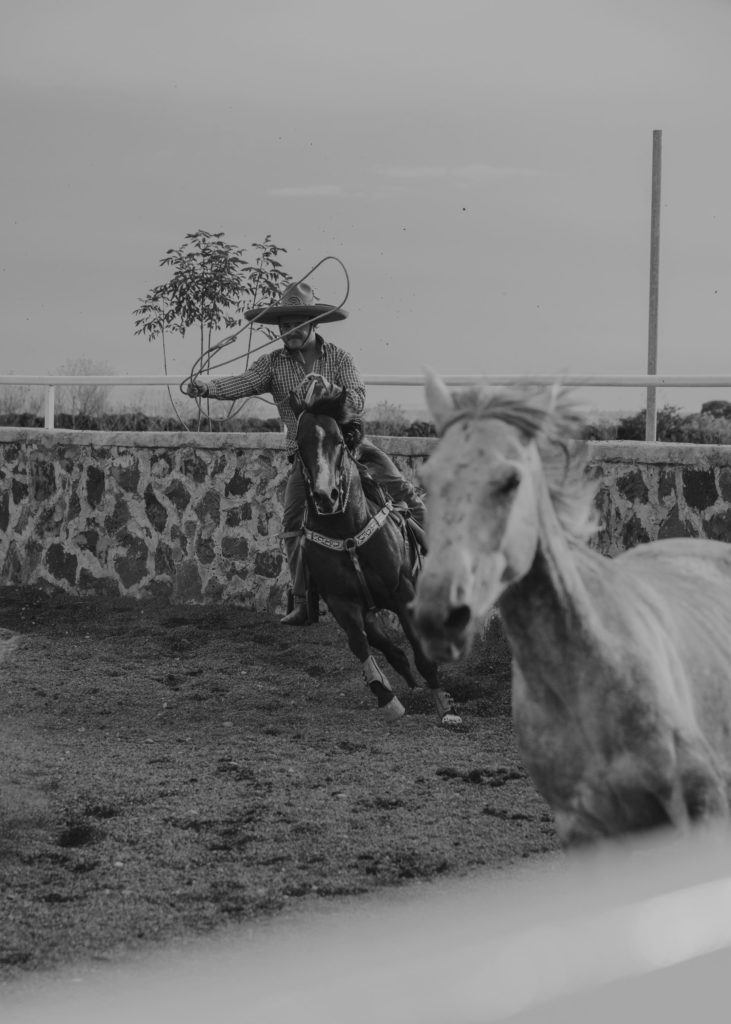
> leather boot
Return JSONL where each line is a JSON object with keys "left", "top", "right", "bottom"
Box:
{"left": 280, "top": 600, "right": 309, "bottom": 626}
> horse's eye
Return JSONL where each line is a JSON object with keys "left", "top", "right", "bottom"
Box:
{"left": 495, "top": 469, "right": 521, "bottom": 495}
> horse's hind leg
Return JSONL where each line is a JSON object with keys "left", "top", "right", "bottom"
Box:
{"left": 326, "top": 597, "right": 405, "bottom": 722}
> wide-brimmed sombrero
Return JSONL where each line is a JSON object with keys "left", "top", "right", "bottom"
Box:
{"left": 244, "top": 281, "right": 348, "bottom": 325}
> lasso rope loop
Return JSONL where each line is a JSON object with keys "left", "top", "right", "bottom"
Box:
{"left": 174, "top": 255, "right": 351, "bottom": 431}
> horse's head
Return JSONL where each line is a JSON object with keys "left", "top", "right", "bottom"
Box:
{"left": 411, "top": 370, "right": 548, "bottom": 662}
{"left": 291, "top": 393, "right": 352, "bottom": 516}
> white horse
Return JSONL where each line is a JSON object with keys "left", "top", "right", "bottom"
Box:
{"left": 411, "top": 370, "right": 731, "bottom": 846}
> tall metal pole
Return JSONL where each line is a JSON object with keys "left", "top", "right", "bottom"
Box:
{"left": 646, "top": 129, "right": 662, "bottom": 441}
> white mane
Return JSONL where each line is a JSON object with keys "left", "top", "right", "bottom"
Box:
{"left": 448, "top": 384, "right": 599, "bottom": 544}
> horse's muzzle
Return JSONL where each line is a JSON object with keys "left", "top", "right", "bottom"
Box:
{"left": 410, "top": 598, "right": 474, "bottom": 663}
{"left": 312, "top": 488, "right": 341, "bottom": 515}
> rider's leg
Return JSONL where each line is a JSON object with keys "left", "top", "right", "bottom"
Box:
{"left": 280, "top": 459, "right": 309, "bottom": 626}
{"left": 357, "top": 439, "right": 427, "bottom": 528}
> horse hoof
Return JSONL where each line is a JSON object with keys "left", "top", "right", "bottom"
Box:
{"left": 380, "top": 696, "right": 406, "bottom": 722}
{"left": 432, "top": 690, "right": 459, "bottom": 722}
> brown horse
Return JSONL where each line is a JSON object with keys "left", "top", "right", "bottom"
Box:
{"left": 412, "top": 369, "right": 731, "bottom": 844}
{"left": 291, "top": 393, "right": 461, "bottom": 726}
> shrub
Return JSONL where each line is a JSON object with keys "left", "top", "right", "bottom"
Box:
{"left": 581, "top": 420, "right": 617, "bottom": 441}
{"left": 365, "top": 401, "right": 409, "bottom": 435}
{"left": 676, "top": 413, "right": 731, "bottom": 445}
{"left": 0, "top": 412, "right": 43, "bottom": 428}
{"left": 405, "top": 420, "right": 437, "bottom": 437}
{"left": 5, "top": 404, "right": 731, "bottom": 443}
{"left": 701, "top": 400, "right": 731, "bottom": 420}
{"left": 611, "top": 405, "right": 731, "bottom": 444}
{"left": 616, "top": 405, "right": 687, "bottom": 441}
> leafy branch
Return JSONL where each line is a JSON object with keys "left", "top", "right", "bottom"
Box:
{"left": 133, "top": 229, "right": 291, "bottom": 358}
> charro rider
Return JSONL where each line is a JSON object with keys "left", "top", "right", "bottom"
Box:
{"left": 185, "top": 279, "right": 425, "bottom": 625}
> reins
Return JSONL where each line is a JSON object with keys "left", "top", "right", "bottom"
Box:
{"left": 295, "top": 415, "right": 394, "bottom": 551}
{"left": 299, "top": 441, "right": 354, "bottom": 517}
{"left": 296, "top": 413, "right": 403, "bottom": 612}
{"left": 294, "top": 406, "right": 354, "bottom": 517}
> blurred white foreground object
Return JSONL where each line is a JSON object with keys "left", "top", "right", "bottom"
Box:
{"left": 3, "top": 825, "right": 731, "bottom": 1023}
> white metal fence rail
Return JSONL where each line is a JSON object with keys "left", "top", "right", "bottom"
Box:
{"left": 3, "top": 374, "right": 731, "bottom": 438}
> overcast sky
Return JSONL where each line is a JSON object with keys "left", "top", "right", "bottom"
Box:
{"left": 2, "top": 0, "right": 730, "bottom": 413}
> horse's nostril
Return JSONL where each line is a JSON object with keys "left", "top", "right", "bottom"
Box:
{"left": 445, "top": 605, "right": 471, "bottom": 634}
{"left": 330, "top": 488, "right": 339, "bottom": 502}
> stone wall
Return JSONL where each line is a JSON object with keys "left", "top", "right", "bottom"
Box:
{"left": 2, "top": 428, "right": 731, "bottom": 610}
{"left": 592, "top": 441, "right": 731, "bottom": 553}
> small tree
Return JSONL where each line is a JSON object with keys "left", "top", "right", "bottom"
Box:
{"left": 133, "top": 229, "right": 291, "bottom": 363}
{"left": 133, "top": 230, "right": 291, "bottom": 430}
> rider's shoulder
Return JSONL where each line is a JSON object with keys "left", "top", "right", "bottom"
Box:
{"left": 318, "top": 338, "right": 347, "bottom": 357}
{"left": 326, "top": 340, "right": 357, "bottom": 368}
{"left": 268, "top": 348, "right": 290, "bottom": 368}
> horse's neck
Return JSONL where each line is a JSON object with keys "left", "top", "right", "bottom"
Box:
{"left": 498, "top": 479, "right": 605, "bottom": 691}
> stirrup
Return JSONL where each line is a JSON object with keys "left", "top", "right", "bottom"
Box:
{"left": 280, "top": 602, "right": 309, "bottom": 626}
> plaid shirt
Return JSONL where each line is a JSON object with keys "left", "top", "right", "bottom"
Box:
{"left": 208, "top": 337, "right": 366, "bottom": 453}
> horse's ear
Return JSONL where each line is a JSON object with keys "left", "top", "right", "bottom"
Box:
{"left": 424, "top": 367, "right": 454, "bottom": 432}
{"left": 289, "top": 391, "right": 304, "bottom": 417}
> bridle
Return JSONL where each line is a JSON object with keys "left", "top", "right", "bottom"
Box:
{"left": 294, "top": 410, "right": 402, "bottom": 612}
{"left": 295, "top": 413, "right": 353, "bottom": 516}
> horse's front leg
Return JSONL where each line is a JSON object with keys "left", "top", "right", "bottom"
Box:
{"left": 326, "top": 596, "right": 405, "bottom": 722}
{"left": 395, "top": 596, "right": 462, "bottom": 727}
{"left": 363, "top": 613, "right": 420, "bottom": 690}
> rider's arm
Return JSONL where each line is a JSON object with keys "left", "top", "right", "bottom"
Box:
{"left": 335, "top": 350, "right": 366, "bottom": 417}
{"left": 205, "top": 353, "right": 273, "bottom": 401}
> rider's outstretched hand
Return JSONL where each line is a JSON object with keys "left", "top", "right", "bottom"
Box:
{"left": 185, "top": 380, "right": 209, "bottom": 399}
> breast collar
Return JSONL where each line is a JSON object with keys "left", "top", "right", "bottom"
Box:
{"left": 303, "top": 500, "right": 394, "bottom": 551}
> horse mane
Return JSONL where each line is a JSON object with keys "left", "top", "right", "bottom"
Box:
{"left": 451, "top": 384, "right": 599, "bottom": 543}
{"left": 305, "top": 393, "right": 350, "bottom": 421}
{"left": 304, "top": 394, "right": 365, "bottom": 454}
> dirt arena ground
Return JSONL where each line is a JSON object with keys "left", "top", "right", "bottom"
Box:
{"left": 0, "top": 585, "right": 560, "bottom": 986}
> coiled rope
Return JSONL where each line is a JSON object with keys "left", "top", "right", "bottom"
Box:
{"left": 171, "top": 255, "right": 350, "bottom": 431}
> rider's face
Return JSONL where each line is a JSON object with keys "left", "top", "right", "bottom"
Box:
{"left": 279, "top": 318, "right": 315, "bottom": 350}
